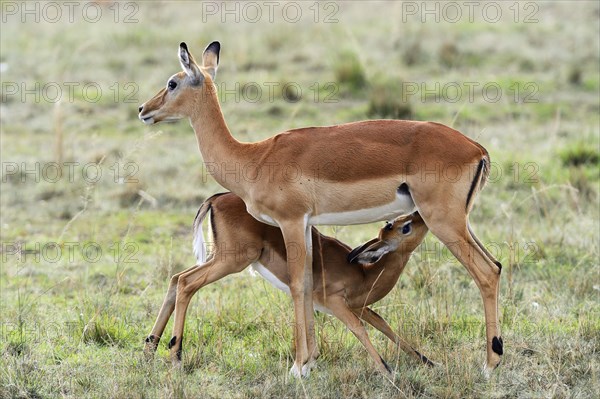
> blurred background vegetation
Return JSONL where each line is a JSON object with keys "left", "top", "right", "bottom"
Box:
{"left": 1, "top": 1, "right": 598, "bottom": 398}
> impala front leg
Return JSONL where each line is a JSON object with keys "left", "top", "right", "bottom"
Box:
{"left": 279, "top": 218, "right": 316, "bottom": 378}
{"left": 329, "top": 298, "right": 392, "bottom": 375}
{"left": 303, "top": 228, "right": 319, "bottom": 373}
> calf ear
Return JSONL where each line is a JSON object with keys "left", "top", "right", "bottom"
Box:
{"left": 347, "top": 238, "right": 378, "bottom": 264}
{"left": 202, "top": 41, "right": 220, "bottom": 80}
{"left": 348, "top": 240, "right": 395, "bottom": 265}
{"left": 179, "top": 42, "right": 202, "bottom": 82}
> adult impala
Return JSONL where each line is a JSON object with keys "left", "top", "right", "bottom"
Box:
{"left": 138, "top": 41, "right": 503, "bottom": 376}
{"left": 145, "top": 192, "right": 433, "bottom": 375}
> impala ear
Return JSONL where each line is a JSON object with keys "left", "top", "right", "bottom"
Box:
{"left": 347, "top": 238, "right": 377, "bottom": 264}
{"left": 202, "top": 41, "right": 220, "bottom": 80}
{"left": 179, "top": 42, "right": 202, "bottom": 82}
{"left": 348, "top": 239, "right": 396, "bottom": 265}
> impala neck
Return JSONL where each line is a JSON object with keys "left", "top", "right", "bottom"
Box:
{"left": 364, "top": 251, "right": 411, "bottom": 287}
{"left": 189, "top": 83, "right": 248, "bottom": 192}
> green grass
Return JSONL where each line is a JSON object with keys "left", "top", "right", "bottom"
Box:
{"left": 367, "top": 78, "right": 413, "bottom": 119}
{"left": 1, "top": 1, "right": 599, "bottom": 398}
{"left": 559, "top": 142, "right": 600, "bottom": 168}
{"left": 333, "top": 50, "right": 368, "bottom": 95}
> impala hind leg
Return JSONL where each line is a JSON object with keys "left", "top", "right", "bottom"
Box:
{"left": 169, "top": 258, "right": 247, "bottom": 365}
{"left": 329, "top": 299, "right": 392, "bottom": 375}
{"left": 279, "top": 219, "right": 317, "bottom": 378}
{"left": 469, "top": 223, "right": 501, "bottom": 267}
{"left": 354, "top": 307, "right": 435, "bottom": 367}
{"left": 418, "top": 208, "right": 502, "bottom": 374}
{"left": 144, "top": 264, "right": 202, "bottom": 356}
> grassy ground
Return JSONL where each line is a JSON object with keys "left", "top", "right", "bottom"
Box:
{"left": 1, "top": 1, "right": 599, "bottom": 398}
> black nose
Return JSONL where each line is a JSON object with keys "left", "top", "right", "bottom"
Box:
{"left": 138, "top": 105, "right": 143, "bottom": 113}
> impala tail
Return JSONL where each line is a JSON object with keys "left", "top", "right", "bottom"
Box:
{"left": 192, "top": 192, "right": 228, "bottom": 263}
{"left": 465, "top": 151, "right": 491, "bottom": 212}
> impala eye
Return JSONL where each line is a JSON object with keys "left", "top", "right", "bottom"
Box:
{"left": 168, "top": 80, "right": 177, "bottom": 90}
{"left": 401, "top": 223, "right": 412, "bottom": 235}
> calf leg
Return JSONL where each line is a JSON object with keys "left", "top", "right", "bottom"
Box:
{"left": 169, "top": 258, "right": 247, "bottom": 365}
{"left": 328, "top": 298, "right": 392, "bottom": 375}
{"left": 144, "top": 264, "right": 201, "bottom": 356}
{"left": 354, "top": 307, "right": 435, "bottom": 366}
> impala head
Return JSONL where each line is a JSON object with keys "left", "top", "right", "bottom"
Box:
{"left": 347, "top": 212, "right": 428, "bottom": 265}
{"left": 138, "top": 41, "right": 220, "bottom": 124}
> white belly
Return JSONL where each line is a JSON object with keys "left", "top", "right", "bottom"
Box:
{"left": 309, "top": 192, "right": 415, "bottom": 225}
{"left": 250, "top": 262, "right": 333, "bottom": 315}
{"left": 245, "top": 204, "right": 279, "bottom": 226}
{"left": 313, "top": 303, "right": 334, "bottom": 315}
{"left": 251, "top": 262, "right": 290, "bottom": 295}
{"left": 255, "top": 213, "right": 278, "bottom": 226}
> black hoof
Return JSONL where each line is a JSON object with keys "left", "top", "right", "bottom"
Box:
{"left": 380, "top": 355, "right": 392, "bottom": 373}
{"left": 415, "top": 350, "right": 435, "bottom": 367}
{"left": 168, "top": 336, "right": 182, "bottom": 361}
{"left": 145, "top": 334, "right": 157, "bottom": 344}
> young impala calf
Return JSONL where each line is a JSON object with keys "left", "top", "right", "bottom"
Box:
{"left": 145, "top": 192, "right": 433, "bottom": 375}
